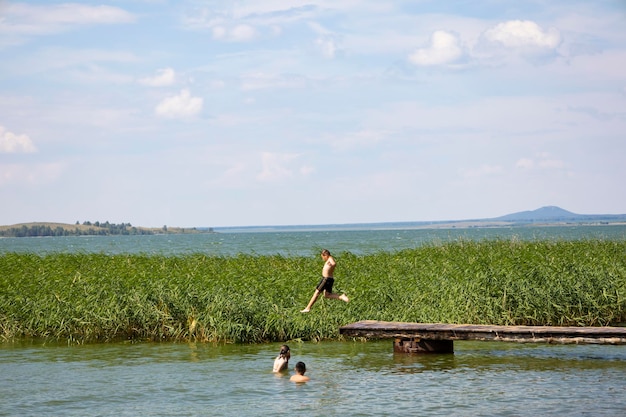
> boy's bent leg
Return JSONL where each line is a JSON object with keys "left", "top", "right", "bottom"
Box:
{"left": 324, "top": 292, "right": 350, "bottom": 303}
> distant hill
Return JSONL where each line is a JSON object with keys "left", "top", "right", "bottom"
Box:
{"left": 492, "top": 206, "right": 626, "bottom": 224}
{"left": 213, "top": 206, "right": 626, "bottom": 233}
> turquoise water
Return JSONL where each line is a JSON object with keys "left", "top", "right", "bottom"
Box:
{"left": 2, "top": 225, "right": 625, "bottom": 416}
{"left": 1, "top": 340, "right": 625, "bottom": 416}
{"left": 1, "top": 224, "right": 625, "bottom": 256}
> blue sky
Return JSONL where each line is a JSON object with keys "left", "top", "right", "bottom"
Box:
{"left": 1, "top": 1, "right": 625, "bottom": 227}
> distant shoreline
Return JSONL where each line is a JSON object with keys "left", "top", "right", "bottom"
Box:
{"left": 212, "top": 220, "right": 626, "bottom": 233}
{"left": 2, "top": 219, "right": 626, "bottom": 237}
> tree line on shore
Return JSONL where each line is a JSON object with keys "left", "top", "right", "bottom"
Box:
{"left": 0, "top": 221, "right": 159, "bottom": 238}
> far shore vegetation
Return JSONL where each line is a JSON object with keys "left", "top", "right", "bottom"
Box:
{"left": 1, "top": 238, "right": 624, "bottom": 344}
{"left": 0, "top": 222, "right": 213, "bottom": 238}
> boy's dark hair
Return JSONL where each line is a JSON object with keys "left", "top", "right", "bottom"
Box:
{"left": 321, "top": 249, "right": 331, "bottom": 256}
{"left": 295, "top": 361, "right": 306, "bottom": 374}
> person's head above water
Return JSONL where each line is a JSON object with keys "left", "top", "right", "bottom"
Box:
{"left": 294, "top": 361, "right": 306, "bottom": 374}
{"left": 279, "top": 345, "right": 290, "bottom": 358}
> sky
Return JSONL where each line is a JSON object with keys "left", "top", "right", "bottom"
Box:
{"left": 1, "top": 0, "right": 625, "bottom": 228}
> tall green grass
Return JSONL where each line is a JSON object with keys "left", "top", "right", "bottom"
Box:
{"left": 1, "top": 239, "right": 625, "bottom": 343}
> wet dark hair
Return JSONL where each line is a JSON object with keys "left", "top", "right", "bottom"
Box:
{"left": 295, "top": 361, "right": 306, "bottom": 374}
{"left": 321, "top": 249, "right": 331, "bottom": 256}
{"left": 279, "top": 345, "right": 290, "bottom": 356}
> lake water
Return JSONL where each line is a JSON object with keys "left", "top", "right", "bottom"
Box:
{"left": 2, "top": 225, "right": 626, "bottom": 416}
{"left": 2, "top": 340, "right": 626, "bottom": 416}
{"left": 2, "top": 224, "right": 625, "bottom": 256}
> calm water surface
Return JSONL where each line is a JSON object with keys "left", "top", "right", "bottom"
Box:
{"left": 1, "top": 340, "right": 625, "bottom": 416}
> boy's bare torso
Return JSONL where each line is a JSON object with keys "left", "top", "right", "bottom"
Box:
{"left": 322, "top": 256, "right": 335, "bottom": 277}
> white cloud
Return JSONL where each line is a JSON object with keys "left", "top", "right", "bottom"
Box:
{"left": 183, "top": 1, "right": 319, "bottom": 32}
{"left": 516, "top": 153, "right": 565, "bottom": 170}
{"left": 516, "top": 158, "right": 534, "bottom": 169}
{"left": 155, "top": 89, "right": 203, "bottom": 119}
{"left": 2, "top": 47, "right": 139, "bottom": 78}
{"left": 309, "top": 21, "right": 340, "bottom": 58}
{"left": 299, "top": 164, "right": 315, "bottom": 176}
{"left": 240, "top": 72, "right": 307, "bottom": 91}
{"left": 315, "top": 37, "right": 338, "bottom": 58}
{"left": 0, "top": 126, "right": 37, "bottom": 153}
{"left": 211, "top": 24, "right": 257, "bottom": 42}
{"left": 212, "top": 26, "right": 227, "bottom": 39}
{"left": 408, "top": 30, "right": 464, "bottom": 66}
{"left": 257, "top": 152, "right": 307, "bottom": 182}
{"left": 139, "top": 68, "right": 176, "bottom": 87}
{"left": 231, "top": 24, "right": 257, "bottom": 41}
{"left": 484, "top": 20, "right": 561, "bottom": 50}
{"left": 308, "top": 21, "right": 333, "bottom": 36}
{"left": 0, "top": 3, "right": 135, "bottom": 36}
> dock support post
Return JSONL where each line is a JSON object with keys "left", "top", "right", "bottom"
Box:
{"left": 394, "top": 338, "right": 454, "bottom": 354}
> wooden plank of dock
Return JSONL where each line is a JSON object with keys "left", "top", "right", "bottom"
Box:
{"left": 340, "top": 320, "right": 626, "bottom": 345}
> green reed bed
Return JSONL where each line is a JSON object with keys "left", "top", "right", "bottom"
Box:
{"left": 1, "top": 239, "right": 625, "bottom": 343}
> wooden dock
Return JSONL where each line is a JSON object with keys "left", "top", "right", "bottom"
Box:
{"left": 339, "top": 320, "right": 626, "bottom": 353}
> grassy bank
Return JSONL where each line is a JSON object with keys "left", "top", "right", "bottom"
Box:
{"left": 1, "top": 239, "right": 625, "bottom": 343}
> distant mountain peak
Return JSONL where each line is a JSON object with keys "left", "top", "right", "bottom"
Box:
{"left": 494, "top": 206, "right": 580, "bottom": 222}
{"left": 533, "top": 206, "right": 576, "bottom": 215}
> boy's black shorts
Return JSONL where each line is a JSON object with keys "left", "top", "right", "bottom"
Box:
{"left": 316, "top": 276, "right": 334, "bottom": 292}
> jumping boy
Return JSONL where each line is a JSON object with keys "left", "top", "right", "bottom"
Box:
{"left": 300, "top": 249, "right": 349, "bottom": 313}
